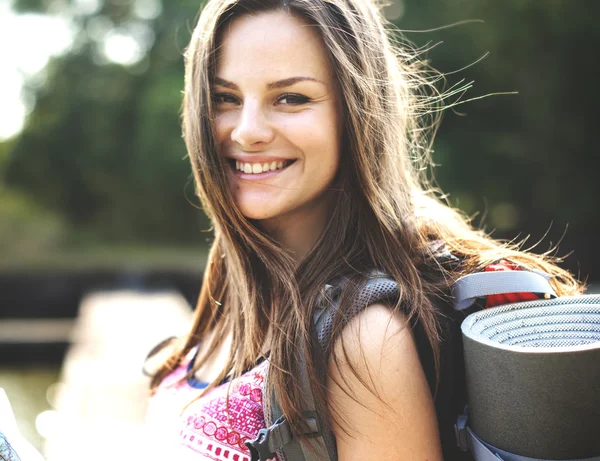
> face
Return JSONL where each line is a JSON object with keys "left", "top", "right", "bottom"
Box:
{"left": 213, "top": 10, "right": 342, "bottom": 228}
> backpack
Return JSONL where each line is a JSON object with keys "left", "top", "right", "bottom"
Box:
{"left": 246, "top": 268, "right": 600, "bottom": 461}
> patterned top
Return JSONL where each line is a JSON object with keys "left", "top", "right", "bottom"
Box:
{"left": 0, "top": 430, "right": 21, "bottom": 461}
{"left": 146, "top": 349, "right": 276, "bottom": 461}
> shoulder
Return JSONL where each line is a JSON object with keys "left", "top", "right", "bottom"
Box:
{"left": 327, "top": 303, "right": 443, "bottom": 461}
{"left": 332, "top": 303, "right": 409, "bottom": 363}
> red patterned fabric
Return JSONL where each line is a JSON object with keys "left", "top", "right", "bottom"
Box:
{"left": 483, "top": 260, "right": 540, "bottom": 308}
{"left": 146, "top": 354, "right": 277, "bottom": 461}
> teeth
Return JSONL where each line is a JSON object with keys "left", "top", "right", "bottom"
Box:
{"left": 235, "top": 160, "right": 290, "bottom": 174}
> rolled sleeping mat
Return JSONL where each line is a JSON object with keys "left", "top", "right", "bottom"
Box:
{"left": 461, "top": 295, "right": 600, "bottom": 460}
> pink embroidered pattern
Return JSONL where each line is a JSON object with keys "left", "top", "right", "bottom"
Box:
{"left": 147, "top": 356, "right": 278, "bottom": 461}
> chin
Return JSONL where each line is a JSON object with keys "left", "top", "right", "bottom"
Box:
{"left": 233, "top": 192, "right": 290, "bottom": 222}
{"left": 235, "top": 203, "right": 279, "bottom": 221}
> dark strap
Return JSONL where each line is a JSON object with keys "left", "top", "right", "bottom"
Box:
{"left": 249, "top": 275, "right": 400, "bottom": 461}
{"left": 250, "top": 337, "right": 335, "bottom": 461}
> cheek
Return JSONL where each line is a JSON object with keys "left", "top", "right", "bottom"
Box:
{"left": 287, "top": 107, "right": 339, "bottom": 144}
{"left": 214, "top": 112, "right": 235, "bottom": 146}
{"left": 294, "top": 111, "right": 341, "bottom": 174}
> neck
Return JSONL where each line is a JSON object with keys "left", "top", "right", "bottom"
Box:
{"left": 259, "top": 192, "right": 333, "bottom": 263}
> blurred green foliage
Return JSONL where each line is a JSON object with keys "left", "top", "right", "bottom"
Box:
{"left": 399, "top": 0, "right": 599, "bottom": 277}
{"left": 4, "top": 0, "right": 206, "bottom": 246}
{"left": 1, "top": 0, "right": 598, "bottom": 277}
{"left": 0, "top": 189, "right": 65, "bottom": 256}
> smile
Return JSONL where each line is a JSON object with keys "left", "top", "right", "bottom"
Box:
{"left": 227, "top": 158, "right": 297, "bottom": 179}
{"left": 234, "top": 159, "right": 295, "bottom": 174}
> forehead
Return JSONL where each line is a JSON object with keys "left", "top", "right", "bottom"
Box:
{"left": 215, "top": 10, "right": 334, "bottom": 84}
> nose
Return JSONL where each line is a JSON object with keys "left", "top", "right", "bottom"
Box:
{"left": 230, "top": 100, "right": 275, "bottom": 148}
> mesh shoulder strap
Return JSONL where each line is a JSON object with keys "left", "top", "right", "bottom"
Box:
{"left": 247, "top": 275, "right": 400, "bottom": 461}
{"left": 313, "top": 276, "right": 400, "bottom": 355}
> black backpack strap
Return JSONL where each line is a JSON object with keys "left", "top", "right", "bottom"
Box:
{"left": 248, "top": 275, "right": 400, "bottom": 461}
{"left": 252, "top": 336, "right": 335, "bottom": 461}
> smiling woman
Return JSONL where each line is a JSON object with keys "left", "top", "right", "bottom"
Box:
{"left": 144, "top": 1, "right": 582, "bottom": 461}
{"left": 213, "top": 11, "right": 341, "bottom": 254}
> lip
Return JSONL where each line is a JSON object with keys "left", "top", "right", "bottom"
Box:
{"left": 225, "top": 154, "right": 293, "bottom": 164}
{"left": 229, "top": 159, "right": 296, "bottom": 180}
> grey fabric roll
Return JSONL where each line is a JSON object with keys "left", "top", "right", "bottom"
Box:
{"left": 461, "top": 295, "right": 600, "bottom": 459}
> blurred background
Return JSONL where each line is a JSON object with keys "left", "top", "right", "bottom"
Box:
{"left": 1, "top": 0, "right": 598, "bottom": 458}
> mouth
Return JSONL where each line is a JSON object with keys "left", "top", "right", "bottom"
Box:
{"left": 227, "top": 158, "right": 297, "bottom": 177}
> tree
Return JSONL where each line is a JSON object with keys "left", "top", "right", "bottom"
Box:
{"left": 3, "top": 0, "right": 599, "bottom": 277}
{"left": 400, "top": 0, "right": 600, "bottom": 276}
{"left": 5, "top": 0, "right": 209, "bottom": 243}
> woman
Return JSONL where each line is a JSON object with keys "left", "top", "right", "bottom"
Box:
{"left": 145, "top": 0, "right": 582, "bottom": 460}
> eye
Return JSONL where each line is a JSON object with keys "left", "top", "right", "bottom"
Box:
{"left": 277, "top": 93, "right": 311, "bottom": 105}
{"left": 212, "top": 93, "right": 239, "bottom": 105}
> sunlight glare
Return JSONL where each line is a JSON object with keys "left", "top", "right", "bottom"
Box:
{"left": 0, "top": 69, "right": 28, "bottom": 140}
{"left": 103, "top": 31, "right": 144, "bottom": 66}
{"left": 73, "top": 0, "right": 102, "bottom": 16}
{"left": 0, "top": 5, "right": 75, "bottom": 140}
{"left": 102, "top": 22, "right": 155, "bottom": 66}
{"left": 35, "top": 410, "right": 62, "bottom": 439}
{"left": 134, "top": 0, "right": 163, "bottom": 21}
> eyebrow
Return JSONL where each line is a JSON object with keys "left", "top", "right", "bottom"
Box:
{"left": 213, "top": 76, "right": 325, "bottom": 90}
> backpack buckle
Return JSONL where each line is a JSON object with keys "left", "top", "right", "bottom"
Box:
{"left": 246, "top": 416, "right": 292, "bottom": 461}
{"left": 302, "top": 411, "right": 321, "bottom": 439}
{"left": 245, "top": 427, "right": 276, "bottom": 461}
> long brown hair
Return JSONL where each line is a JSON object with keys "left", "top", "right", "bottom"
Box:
{"left": 150, "top": 0, "right": 582, "bottom": 437}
